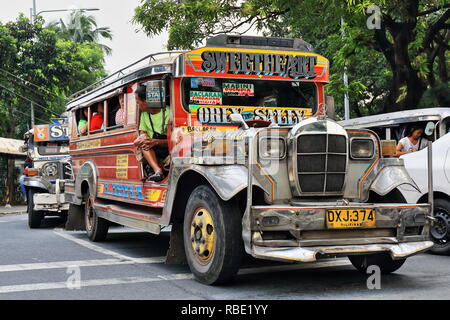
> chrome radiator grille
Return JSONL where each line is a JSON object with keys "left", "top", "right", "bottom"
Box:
{"left": 296, "top": 134, "right": 347, "bottom": 194}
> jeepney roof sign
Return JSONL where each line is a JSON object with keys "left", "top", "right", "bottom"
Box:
{"left": 184, "top": 47, "right": 329, "bottom": 83}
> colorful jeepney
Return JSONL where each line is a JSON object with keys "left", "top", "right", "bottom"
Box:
{"left": 65, "top": 35, "right": 433, "bottom": 284}
{"left": 21, "top": 118, "right": 71, "bottom": 228}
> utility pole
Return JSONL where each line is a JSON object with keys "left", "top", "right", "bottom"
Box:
{"left": 31, "top": 0, "right": 37, "bottom": 127}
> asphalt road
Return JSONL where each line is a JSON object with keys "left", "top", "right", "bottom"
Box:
{"left": 0, "top": 213, "right": 449, "bottom": 300}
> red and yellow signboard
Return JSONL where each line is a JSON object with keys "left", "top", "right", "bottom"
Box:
{"left": 184, "top": 47, "right": 329, "bottom": 83}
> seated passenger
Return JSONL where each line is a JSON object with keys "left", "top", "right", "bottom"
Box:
{"left": 396, "top": 126, "right": 424, "bottom": 156}
{"left": 115, "top": 91, "right": 126, "bottom": 126}
{"left": 78, "top": 108, "right": 89, "bottom": 135}
{"left": 90, "top": 103, "right": 104, "bottom": 132}
{"left": 133, "top": 84, "right": 169, "bottom": 182}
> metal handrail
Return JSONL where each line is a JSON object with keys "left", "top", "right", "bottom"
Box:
{"left": 70, "top": 51, "right": 186, "bottom": 99}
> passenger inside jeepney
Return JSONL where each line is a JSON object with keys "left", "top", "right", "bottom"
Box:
{"left": 134, "top": 84, "right": 170, "bottom": 182}
{"left": 78, "top": 108, "right": 89, "bottom": 135}
{"left": 90, "top": 103, "right": 104, "bottom": 132}
{"left": 106, "top": 88, "right": 126, "bottom": 128}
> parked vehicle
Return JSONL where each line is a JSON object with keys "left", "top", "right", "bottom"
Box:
{"left": 65, "top": 35, "right": 433, "bottom": 285}
{"left": 340, "top": 108, "right": 450, "bottom": 254}
{"left": 20, "top": 118, "right": 71, "bottom": 228}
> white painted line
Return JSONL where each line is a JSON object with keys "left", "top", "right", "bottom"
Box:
{"left": 0, "top": 274, "right": 194, "bottom": 294}
{"left": 0, "top": 260, "right": 352, "bottom": 294}
{"left": 0, "top": 257, "right": 165, "bottom": 273}
{"left": 54, "top": 230, "right": 154, "bottom": 263}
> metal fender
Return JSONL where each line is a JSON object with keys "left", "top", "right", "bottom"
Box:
{"left": 370, "top": 159, "right": 420, "bottom": 196}
{"left": 23, "top": 177, "right": 49, "bottom": 191}
{"left": 74, "top": 161, "right": 98, "bottom": 200}
{"left": 185, "top": 165, "right": 265, "bottom": 201}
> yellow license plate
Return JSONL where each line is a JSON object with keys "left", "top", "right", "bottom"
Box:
{"left": 326, "top": 209, "right": 376, "bottom": 229}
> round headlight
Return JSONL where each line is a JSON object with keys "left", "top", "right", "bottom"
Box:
{"left": 350, "top": 139, "right": 374, "bottom": 159}
{"left": 42, "top": 162, "right": 59, "bottom": 177}
{"left": 259, "top": 138, "right": 286, "bottom": 159}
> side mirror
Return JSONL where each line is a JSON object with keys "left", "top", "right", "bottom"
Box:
{"left": 229, "top": 113, "right": 249, "bottom": 130}
{"left": 325, "top": 96, "right": 336, "bottom": 120}
{"left": 19, "top": 145, "right": 28, "bottom": 153}
{"left": 425, "top": 121, "right": 435, "bottom": 136}
{"left": 145, "top": 80, "right": 166, "bottom": 109}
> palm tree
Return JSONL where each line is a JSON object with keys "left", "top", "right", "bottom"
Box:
{"left": 48, "top": 11, "right": 113, "bottom": 55}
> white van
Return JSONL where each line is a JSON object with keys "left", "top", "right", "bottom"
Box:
{"left": 340, "top": 108, "right": 450, "bottom": 254}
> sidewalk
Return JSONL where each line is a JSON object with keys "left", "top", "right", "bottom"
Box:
{"left": 0, "top": 205, "right": 27, "bottom": 216}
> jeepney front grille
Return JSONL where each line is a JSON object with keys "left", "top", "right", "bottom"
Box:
{"left": 296, "top": 134, "right": 347, "bottom": 194}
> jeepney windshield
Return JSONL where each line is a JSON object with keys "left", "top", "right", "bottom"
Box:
{"left": 183, "top": 78, "right": 317, "bottom": 114}
{"left": 36, "top": 141, "right": 69, "bottom": 155}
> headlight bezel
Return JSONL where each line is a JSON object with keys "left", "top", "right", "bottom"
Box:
{"left": 41, "top": 162, "right": 60, "bottom": 177}
{"left": 258, "top": 137, "right": 287, "bottom": 159}
{"left": 350, "top": 137, "right": 375, "bottom": 160}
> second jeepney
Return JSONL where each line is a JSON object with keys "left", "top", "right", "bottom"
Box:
{"left": 65, "top": 35, "right": 434, "bottom": 285}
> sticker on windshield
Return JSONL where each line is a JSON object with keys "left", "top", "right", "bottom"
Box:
{"left": 191, "top": 78, "right": 216, "bottom": 88}
{"left": 223, "top": 83, "right": 254, "bottom": 97}
{"left": 189, "top": 91, "right": 222, "bottom": 105}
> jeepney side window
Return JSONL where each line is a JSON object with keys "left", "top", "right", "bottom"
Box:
{"left": 106, "top": 88, "right": 127, "bottom": 130}
{"left": 76, "top": 107, "right": 90, "bottom": 137}
{"left": 90, "top": 102, "right": 105, "bottom": 134}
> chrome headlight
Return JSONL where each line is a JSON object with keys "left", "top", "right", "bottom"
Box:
{"left": 350, "top": 138, "right": 374, "bottom": 159}
{"left": 259, "top": 137, "right": 286, "bottom": 159}
{"left": 42, "top": 162, "right": 59, "bottom": 177}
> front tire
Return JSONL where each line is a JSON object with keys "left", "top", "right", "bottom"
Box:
{"left": 430, "top": 198, "right": 450, "bottom": 255}
{"left": 27, "top": 189, "right": 43, "bottom": 229}
{"left": 349, "top": 252, "right": 406, "bottom": 274}
{"left": 84, "top": 194, "right": 109, "bottom": 242}
{"left": 183, "top": 185, "right": 243, "bottom": 285}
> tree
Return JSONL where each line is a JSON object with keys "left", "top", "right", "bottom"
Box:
{"left": 133, "top": 0, "right": 450, "bottom": 116}
{"left": 0, "top": 14, "right": 107, "bottom": 140}
{"left": 48, "top": 10, "right": 113, "bottom": 55}
{"left": 0, "top": 14, "right": 108, "bottom": 204}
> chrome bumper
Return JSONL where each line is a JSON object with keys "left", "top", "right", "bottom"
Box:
{"left": 34, "top": 193, "right": 69, "bottom": 212}
{"left": 253, "top": 241, "right": 434, "bottom": 263}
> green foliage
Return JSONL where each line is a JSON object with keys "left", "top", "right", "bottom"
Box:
{"left": 134, "top": 0, "right": 450, "bottom": 117}
{"left": 47, "top": 11, "right": 113, "bottom": 55}
{"left": 0, "top": 14, "right": 107, "bottom": 139}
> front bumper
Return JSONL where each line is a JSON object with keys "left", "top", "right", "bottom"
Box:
{"left": 253, "top": 241, "right": 434, "bottom": 262}
{"left": 34, "top": 193, "right": 69, "bottom": 212}
{"left": 249, "top": 202, "right": 432, "bottom": 262}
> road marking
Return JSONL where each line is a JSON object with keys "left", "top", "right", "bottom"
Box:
{"left": 0, "top": 257, "right": 165, "bottom": 273}
{"left": 0, "top": 274, "right": 194, "bottom": 294}
{"left": 0, "top": 260, "right": 351, "bottom": 294}
{"left": 54, "top": 230, "right": 152, "bottom": 263}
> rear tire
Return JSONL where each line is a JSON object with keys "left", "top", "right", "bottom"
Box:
{"left": 349, "top": 252, "right": 406, "bottom": 274}
{"left": 84, "top": 194, "right": 109, "bottom": 242}
{"left": 430, "top": 198, "right": 450, "bottom": 255}
{"left": 183, "top": 185, "right": 243, "bottom": 285}
{"left": 27, "top": 189, "right": 43, "bottom": 229}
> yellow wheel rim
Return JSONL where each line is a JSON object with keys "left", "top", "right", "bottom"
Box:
{"left": 190, "top": 207, "right": 215, "bottom": 264}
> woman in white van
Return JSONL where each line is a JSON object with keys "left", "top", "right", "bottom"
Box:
{"left": 396, "top": 126, "right": 425, "bottom": 156}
